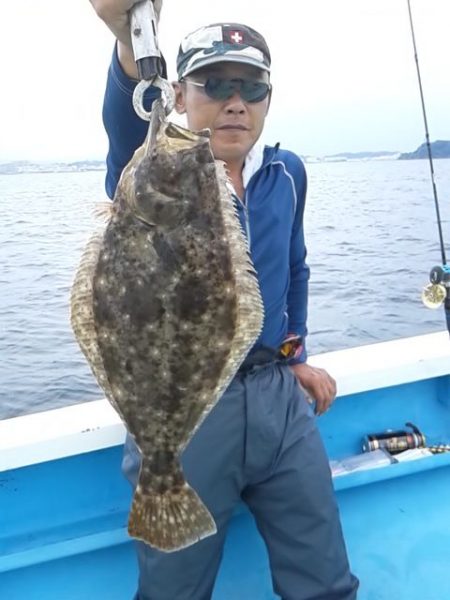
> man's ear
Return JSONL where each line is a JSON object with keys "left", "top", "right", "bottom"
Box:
{"left": 172, "top": 81, "right": 186, "bottom": 114}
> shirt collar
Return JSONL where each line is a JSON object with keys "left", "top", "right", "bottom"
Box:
{"left": 242, "top": 141, "right": 265, "bottom": 189}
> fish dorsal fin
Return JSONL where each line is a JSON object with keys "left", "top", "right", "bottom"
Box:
{"left": 70, "top": 229, "right": 116, "bottom": 407}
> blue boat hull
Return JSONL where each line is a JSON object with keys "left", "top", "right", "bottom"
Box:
{"left": 1, "top": 338, "right": 450, "bottom": 599}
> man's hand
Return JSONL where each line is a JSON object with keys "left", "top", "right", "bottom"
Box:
{"left": 90, "top": 0, "right": 162, "bottom": 45}
{"left": 290, "top": 363, "right": 337, "bottom": 416}
{"left": 89, "top": 0, "right": 163, "bottom": 77}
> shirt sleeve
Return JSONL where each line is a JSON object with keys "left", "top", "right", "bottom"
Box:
{"left": 286, "top": 158, "right": 310, "bottom": 364}
{"left": 102, "top": 44, "right": 165, "bottom": 199}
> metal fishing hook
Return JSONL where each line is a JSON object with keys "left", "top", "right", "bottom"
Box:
{"left": 132, "top": 76, "right": 175, "bottom": 121}
{"left": 130, "top": 0, "right": 174, "bottom": 121}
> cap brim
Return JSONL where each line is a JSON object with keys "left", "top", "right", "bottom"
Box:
{"left": 181, "top": 55, "right": 270, "bottom": 78}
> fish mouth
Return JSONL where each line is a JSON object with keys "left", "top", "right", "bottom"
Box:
{"left": 146, "top": 99, "right": 209, "bottom": 153}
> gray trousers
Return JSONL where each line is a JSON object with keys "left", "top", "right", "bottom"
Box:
{"left": 122, "top": 357, "right": 359, "bottom": 600}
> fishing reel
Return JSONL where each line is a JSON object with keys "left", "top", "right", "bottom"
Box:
{"left": 422, "top": 265, "right": 450, "bottom": 309}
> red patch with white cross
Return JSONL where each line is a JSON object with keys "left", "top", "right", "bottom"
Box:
{"left": 225, "top": 30, "right": 245, "bottom": 45}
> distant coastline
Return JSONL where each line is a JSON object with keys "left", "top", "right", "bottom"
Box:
{"left": 2, "top": 140, "right": 450, "bottom": 173}
{"left": 302, "top": 150, "right": 400, "bottom": 163}
{"left": 304, "top": 140, "right": 450, "bottom": 163}
{"left": 0, "top": 160, "right": 106, "bottom": 175}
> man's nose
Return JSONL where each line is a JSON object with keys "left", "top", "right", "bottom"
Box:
{"left": 224, "top": 93, "right": 246, "bottom": 113}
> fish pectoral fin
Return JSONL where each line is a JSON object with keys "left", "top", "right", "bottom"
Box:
{"left": 93, "top": 201, "right": 113, "bottom": 221}
{"left": 128, "top": 482, "right": 217, "bottom": 552}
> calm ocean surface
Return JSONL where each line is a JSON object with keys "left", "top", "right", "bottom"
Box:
{"left": 1, "top": 159, "right": 449, "bottom": 420}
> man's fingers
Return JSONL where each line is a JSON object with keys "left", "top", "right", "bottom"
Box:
{"left": 328, "top": 374, "right": 337, "bottom": 399}
{"left": 314, "top": 393, "right": 330, "bottom": 416}
{"left": 313, "top": 375, "right": 336, "bottom": 415}
{"left": 89, "top": 0, "right": 144, "bottom": 47}
{"left": 153, "top": 0, "right": 163, "bottom": 20}
{"left": 291, "top": 363, "right": 337, "bottom": 416}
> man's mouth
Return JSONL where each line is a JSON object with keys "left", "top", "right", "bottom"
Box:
{"left": 216, "top": 124, "right": 249, "bottom": 131}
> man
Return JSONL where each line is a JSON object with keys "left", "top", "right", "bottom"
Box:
{"left": 91, "top": 2, "right": 359, "bottom": 599}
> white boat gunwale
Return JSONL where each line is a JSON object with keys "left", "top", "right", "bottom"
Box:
{"left": 1, "top": 331, "right": 449, "bottom": 473}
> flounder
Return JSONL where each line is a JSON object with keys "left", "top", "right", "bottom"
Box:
{"left": 70, "top": 100, "right": 263, "bottom": 552}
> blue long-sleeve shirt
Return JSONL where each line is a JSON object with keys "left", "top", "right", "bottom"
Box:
{"left": 102, "top": 47, "right": 310, "bottom": 363}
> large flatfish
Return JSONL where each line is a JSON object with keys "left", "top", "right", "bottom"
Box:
{"left": 70, "top": 100, "right": 263, "bottom": 552}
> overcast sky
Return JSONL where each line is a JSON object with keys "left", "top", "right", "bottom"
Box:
{"left": 1, "top": 0, "right": 449, "bottom": 161}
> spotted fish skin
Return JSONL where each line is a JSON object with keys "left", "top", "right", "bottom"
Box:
{"left": 70, "top": 101, "right": 264, "bottom": 552}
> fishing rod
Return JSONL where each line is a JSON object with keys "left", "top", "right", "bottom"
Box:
{"left": 407, "top": 0, "right": 450, "bottom": 335}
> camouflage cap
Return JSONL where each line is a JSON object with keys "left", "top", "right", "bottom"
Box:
{"left": 177, "top": 23, "right": 271, "bottom": 80}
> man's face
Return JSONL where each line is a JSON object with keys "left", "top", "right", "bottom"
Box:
{"left": 174, "top": 62, "right": 271, "bottom": 165}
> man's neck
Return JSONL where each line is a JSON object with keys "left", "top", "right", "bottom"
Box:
{"left": 224, "top": 143, "right": 265, "bottom": 200}
{"left": 226, "top": 160, "right": 245, "bottom": 200}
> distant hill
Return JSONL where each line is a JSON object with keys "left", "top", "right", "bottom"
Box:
{"left": 324, "top": 151, "right": 399, "bottom": 161}
{"left": 398, "top": 140, "right": 450, "bottom": 160}
{"left": 303, "top": 141, "right": 450, "bottom": 164}
{"left": 302, "top": 150, "right": 400, "bottom": 163}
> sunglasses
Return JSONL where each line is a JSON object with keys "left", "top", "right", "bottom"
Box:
{"left": 182, "top": 77, "right": 271, "bottom": 103}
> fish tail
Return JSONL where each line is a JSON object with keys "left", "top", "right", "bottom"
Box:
{"left": 128, "top": 483, "right": 217, "bottom": 552}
